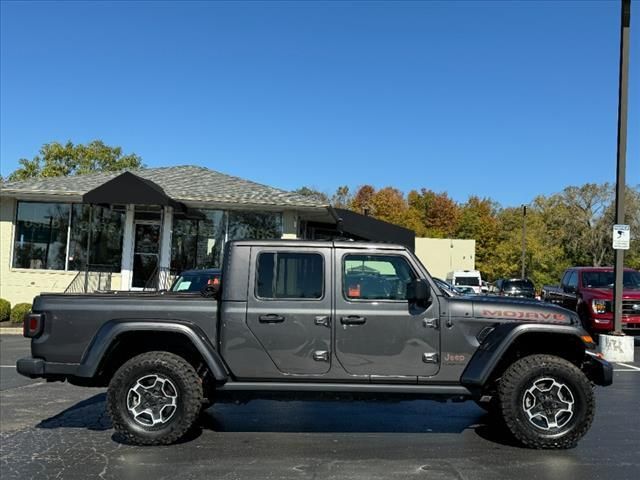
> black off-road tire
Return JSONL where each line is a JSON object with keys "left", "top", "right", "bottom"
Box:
{"left": 498, "top": 354, "right": 595, "bottom": 449}
{"left": 107, "top": 351, "right": 203, "bottom": 446}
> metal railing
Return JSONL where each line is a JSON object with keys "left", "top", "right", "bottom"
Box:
{"left": 143, "top": 266, "right": 178, "bottom": 291}
{"left": 64, "top": 265, "right": 115, "bottom": 293}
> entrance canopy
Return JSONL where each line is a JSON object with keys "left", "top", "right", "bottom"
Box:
{"left": 82, "top": 171, "right": 184, "bottom": 210}
{"left": 329, "top": 207, "right": 415, "bottom": 251}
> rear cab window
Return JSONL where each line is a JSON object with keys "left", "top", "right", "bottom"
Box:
{"left": 256, "top": 252, "right": 324, "bottom": 299}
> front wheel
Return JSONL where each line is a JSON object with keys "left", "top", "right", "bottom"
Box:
{"left": 107, "top": 351, "right": 203, "bottom": 446}
{"left": 498, "top": 354, "right": 595, "bottom": 449}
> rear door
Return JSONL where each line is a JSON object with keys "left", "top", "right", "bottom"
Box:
{"left": 246, "top": 246, "right": 332, "bottom": 375}
{"left": 334, "top": 249, "right": 441, "bottom": 379}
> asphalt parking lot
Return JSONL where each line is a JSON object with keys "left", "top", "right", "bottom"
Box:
{"left": 1, "top": 335, "right": 639, "bottom": 480}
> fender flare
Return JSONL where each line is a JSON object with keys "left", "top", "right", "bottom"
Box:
{"left": 76, "top": 320, "right": 229, "bottom": 382}
{"left": 460, "top": 322, "right": 587, "bottom": 394}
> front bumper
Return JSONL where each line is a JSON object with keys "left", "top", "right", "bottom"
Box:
{"left": 583, "top": 351, "right": 613, "bottom": 386}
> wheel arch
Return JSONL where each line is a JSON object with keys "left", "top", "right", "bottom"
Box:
{"left": 461, "top": 323, "right": 588, "bottom": 396}
{"left": 75, "top": 321, "right": 228, "bottom": 387}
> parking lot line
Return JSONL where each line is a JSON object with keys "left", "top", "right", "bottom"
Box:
{"left": 615, "top": 362, "right": 640, "bottom": 371}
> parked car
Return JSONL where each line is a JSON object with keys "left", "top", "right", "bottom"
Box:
{"left": 17, "top": 240, "right": 611, "bottom": 449}
{"left": 492, "top": 278, "right": 535, "bottom": 299}
{"left": 541, "top": 266, "right": 640, "bottom": 334}
{"left": 170, "top": 268, "right": 221, "bottom": 293}
{"left": 446, "top": 270, "right": 483, "bottom": 294}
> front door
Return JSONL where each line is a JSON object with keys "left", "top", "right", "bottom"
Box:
{"left": 334, "top": 250, "right": 441, "bottom": 378}
{"left": 132, "top": 222, "right": 161, "bottom": 288}
{"left": 246, "top": 246, "right": 332, "bottom": 375}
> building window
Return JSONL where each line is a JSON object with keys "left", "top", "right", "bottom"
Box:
{"left": 68, "top": 205, "right": 124, "bottom": 272}
{"left": 256, "top": 252, "right": 323, "bottom": 299}
{"left": 228, "top": 211, "right": 282, "bottom": 241}
{"left": 12, "top": 202, "right": 70, "bottom": 270}
{"left": 343, "top": 254, "right": 416, "bottom": 301}
{"left": 171, "top": 210, "right": 283, "bottom": 272}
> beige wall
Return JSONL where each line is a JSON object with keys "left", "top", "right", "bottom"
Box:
{"left": 414, "top": 237, "right": 476, "bottom": 280}
{"left": 0, "top": 196, "right": 122, "bottom": 306}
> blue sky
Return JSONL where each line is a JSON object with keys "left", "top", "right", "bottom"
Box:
{"left": 1, "top": 0, "right": 638, "bottom": 206}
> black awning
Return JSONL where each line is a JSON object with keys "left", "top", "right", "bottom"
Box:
{"left": 329, "top": 207, "right": 415, "bottom": 251}
{"left": 82, "top": 171, "right": 184, "bottom": 210}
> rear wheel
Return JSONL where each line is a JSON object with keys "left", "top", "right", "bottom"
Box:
{"left": 107, "top": 351, "right": 203, "bottom": 446}
{"left": 498, "top": 354, "right": 594, "bottom": 449}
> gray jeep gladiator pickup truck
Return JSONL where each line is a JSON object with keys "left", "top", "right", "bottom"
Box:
{"left": 17, "top": 240, "right": 612, "bottom": 448}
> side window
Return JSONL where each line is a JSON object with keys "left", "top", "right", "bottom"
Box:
{"left": 256, "top": 252, "right": 323, "bottom": 299}
{"left": 567, "top": 271, "right": 578, "bottom": 289}
{"left": 343, "top": 254, "right": 416, "bottom": 301}
{"left": 561, "top": 271, "right": 571, "bottom": 288}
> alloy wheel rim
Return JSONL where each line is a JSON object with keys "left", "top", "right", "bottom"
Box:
{"left": 522, "top": 377, "right": 575, "bottom": 431}
{"left": 126, "top": 374, "right": 179, "bottom": 427}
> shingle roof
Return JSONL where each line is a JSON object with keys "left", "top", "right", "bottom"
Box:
{"left": 0, "top": 165, "right": 327, "bottom": 208}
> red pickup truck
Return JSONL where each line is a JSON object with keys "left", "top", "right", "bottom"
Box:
{"left": 541, "top": 267, "right": 640, "bottom": 334}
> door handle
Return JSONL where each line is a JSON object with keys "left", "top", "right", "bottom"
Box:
{"left": 259, "top": 314, "right": 285, "bottom": 323}
{"left": 341, "top": 315, "right": 366, "bottom": 325}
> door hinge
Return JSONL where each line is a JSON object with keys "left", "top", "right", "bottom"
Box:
{"left": 422, "top": 318, "right": 439, "bottom": 329}
{"left": 314, "top": 315, "right": 331, "bottom": 327}
{"left": 422, "top": 352, "right": 439, "bottom": 364}
{"left": 313, "top": 350, "right": 330, "bottom": 362}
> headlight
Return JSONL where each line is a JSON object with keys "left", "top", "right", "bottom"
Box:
{"left": 592, "top": 299, "right": 609, "bottom": 314}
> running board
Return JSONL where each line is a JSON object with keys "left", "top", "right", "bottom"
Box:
{"left": 217, "top": 382, "right": 471, "bottom": 396}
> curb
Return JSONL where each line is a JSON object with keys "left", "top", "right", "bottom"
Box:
{"left": 0, "top": 328, "right": 23, "bottom": 335}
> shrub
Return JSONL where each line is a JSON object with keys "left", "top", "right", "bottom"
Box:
{"left": 0, "top": 299, "right": 10, "bottom": 322}
{"left": 10, "top": 303, "right": 31, "bottom": 324}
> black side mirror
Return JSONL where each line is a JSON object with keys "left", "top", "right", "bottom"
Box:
{"left": 407, "top": 279, "right": 431, "bottom": 307}
{"left": 564, "top": 285, "right": 575, "bottom": 294}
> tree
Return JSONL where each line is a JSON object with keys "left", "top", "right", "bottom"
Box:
{"left": 294, "top": 186, "right": 330, "bottom": 203}
{"left": 350, "top": 185, "right": 376, "bottom": 214}
{"left": 456, "top": 196, "right": 500, "bottom": 279}
{"left": 331, "top": 186, "right": 352, "bottom": 209}
{"left": 8, "top": 140, "right": 143, "bottom": 181}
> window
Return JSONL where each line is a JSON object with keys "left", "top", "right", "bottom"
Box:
{"left": 566, "top": 271, "right": 578, "bottom": 290}
{"left": 171, "top": 210, "right": 283, "bottom": 272}
{"left": 343, "top": 254, "right": 416, "bottom": 301}
{"left": 67, "top": 205, "right": 124, "bottom": 271}
{"left": 228, "top": 211, "right": 282, "bottom": 241}
{"left": 13, "top": 202, "right": 70, "bottom": 270}
{"left": 256, "top": 252, "right": 323, "bottom": 299}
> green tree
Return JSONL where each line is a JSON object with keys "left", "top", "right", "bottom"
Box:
{"left": 8, "top": 140, "right": 143, "bottom": 181}
{"left": 331, "top": 186, "right": 352, "bottom": 208}
{"left": 294, "top": 186, "right": 330, "bottom": 203}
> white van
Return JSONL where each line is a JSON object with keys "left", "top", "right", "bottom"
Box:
{"left": 446, "top": 270, "right": 483, "bottom": 294}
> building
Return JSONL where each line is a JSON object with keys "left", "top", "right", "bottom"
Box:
{"left": 414, "top": 238, "right": 476, "bottom": 280}
{"left": 0, "top": 166, "right": 420, "bottom": 304}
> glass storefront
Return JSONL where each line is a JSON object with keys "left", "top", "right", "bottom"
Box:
{"left": 170, "top": 210, "right": 282, "bottom": 272}
{"left": 12, "top": 202, "right": 70, "bottom": 270}
{"left": 13, "top": 201, "right": 284, "bottom": 274}
{"left": 13, "top": 201, "right": 124, "bottom": 271}
{"left": 68, "top": 205, "right": 125, "bottom": 271}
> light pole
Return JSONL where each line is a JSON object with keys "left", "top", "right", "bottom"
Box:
{"left": 521, "top": 205, "right": 527, "bottom": 279}
{"left": 613, "top": 0, "right": 631, "bottom": 335}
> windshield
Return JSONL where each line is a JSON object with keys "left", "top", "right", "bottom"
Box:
{"left": 455, "top": 276, "right": 480, "bottom": 286}
{"left": 503, "top": 280, "right": 534, "bottom": 290}
{"left": 581, "top": 271, "right": 640, "bottom": 289}
{"left": 171, "top": 273, "right": 218, "bottom": 292}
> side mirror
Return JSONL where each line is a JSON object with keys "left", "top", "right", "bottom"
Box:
{"left": 564, "top": 285, "right": 575, "bottom": 294}
{"left": 407, "top": 279, "right": 431, "bottom": 307}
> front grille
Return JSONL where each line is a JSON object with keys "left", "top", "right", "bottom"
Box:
{"left": 621, "top": 300, "right": 640, "bottom": 316}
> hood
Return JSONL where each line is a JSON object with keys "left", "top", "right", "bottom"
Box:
{"left": 470, "top": 295, "right": 576, "bottom": 325}
{"left": 580, "top": 287, "right": 640, "bottom": 300}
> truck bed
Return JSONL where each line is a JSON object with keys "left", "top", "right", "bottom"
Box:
{"left": 30, "top": 292, "right": 218, "bottom": 365}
